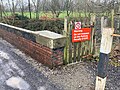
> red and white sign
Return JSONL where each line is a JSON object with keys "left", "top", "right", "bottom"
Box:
{"left": 75, "top": 22, "right": 81, "bottom": 30}
{"left": 72, "top": 28, "right": 91, "bottom": 43}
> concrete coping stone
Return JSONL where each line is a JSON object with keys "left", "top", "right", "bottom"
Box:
{"left": 0, "top": 23, "right": 35, "bottom": 34}
{"left": 34, "top": 30, "right": 65, "bottom": 39}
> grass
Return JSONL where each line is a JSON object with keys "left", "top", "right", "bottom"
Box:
{"left": 2, "top": 11, "right": 90, "bottom": 19}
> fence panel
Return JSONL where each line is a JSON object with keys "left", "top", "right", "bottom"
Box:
{"left": 63, "top": 17, "right": 96, "bottom": 64}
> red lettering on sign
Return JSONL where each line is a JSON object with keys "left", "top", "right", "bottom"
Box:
{"left": 75, "top": 22, "right": 81, "bottom": 30}
{"left": 72, "top": 28, "right": 91, "bottom": 43}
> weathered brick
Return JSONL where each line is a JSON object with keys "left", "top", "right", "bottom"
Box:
{"left": 0, "top": 27, "right": 64, "bottom": 68}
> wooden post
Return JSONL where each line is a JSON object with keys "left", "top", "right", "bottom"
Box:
{"left": 69, "top": 21, "right": 73, "bottom": 63}
{"left": 77, "top": 42, "right": 81, "bottom": 61}
{"left": 95, "top": 28, "right": 114, "bottom": 90}
{"left": 112, "top": 34, "right": 120, "bottom": 37}
{"left": 64, "top": 17, "right": 68, "bottom": 36}
{"left": 101, "top": 17, "right": 108, "bottom": 32}
{"left": 73, "top": 43, "right": 77, "bottom": 62}
{"left": 63, "top": 17, "right": 68, "bottom": 64}
{"left": 111, "top": 9, "right": 114, "bottom": 31}
{"left": 101, "top": 17, "right": 104, "bottom": 32}
{"left": 90, "top": 14, "right": 96, "bottom": 54}
{"left": 95, "top": 10, "right": 115, "bottom": 90}
{"left": 95, "top": 9, "right": 120, "bottom": 90}
{"left": 95, "top": 76, "right": 107, "bottom": 90}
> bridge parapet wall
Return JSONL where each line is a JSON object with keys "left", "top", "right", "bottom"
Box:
{"left": 0, "top": 23, "right": 66, "bottom": 68}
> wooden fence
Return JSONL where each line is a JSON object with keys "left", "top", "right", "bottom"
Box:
{"left": 63, "top": 16, "right": 96, "bottom": 65}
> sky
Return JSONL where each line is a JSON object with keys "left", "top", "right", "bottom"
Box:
{"left": 1, "top": 0, "right": 28, "bottom": 5}
{"left": 1, "top": 0, "right": 30, "bottom": 6}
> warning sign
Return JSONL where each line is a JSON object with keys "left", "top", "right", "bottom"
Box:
{"left": 72, "top": 28, "right": 91, "bottom": 43}
{"left": 75, "top": 22, "right": 81, "bottom": 30}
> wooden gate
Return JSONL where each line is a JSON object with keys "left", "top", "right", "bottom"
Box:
{"left": 63, "top": 16, "right": 96, "bottom": 65}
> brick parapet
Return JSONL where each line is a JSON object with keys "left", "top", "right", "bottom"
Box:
{"left": 0, "top": 23, "right": 65, "bottom": 68}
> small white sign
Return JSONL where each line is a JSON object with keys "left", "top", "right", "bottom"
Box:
{"left": 75, "top": 22, "right": 81, "bottom": 30}
{"left": 100, "top": 28, "right": 114, "bottom": 54}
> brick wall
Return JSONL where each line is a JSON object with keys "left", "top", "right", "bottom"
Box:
{"left": 0, "top": 23, "right": 65, "bottom": 68}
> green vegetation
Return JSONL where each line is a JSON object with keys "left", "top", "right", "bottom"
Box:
{"left": 2, "top": 11, "right": 89, "bottom": 19}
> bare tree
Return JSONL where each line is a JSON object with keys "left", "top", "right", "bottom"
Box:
{"left": 0, "top": 0, "right": 11, "bottom": 19}
{"left": 75, "top": 0, "right": 87, "bottom": 17}
{"left": 6, "top": 0, "right": 18, "bottom": 15}
{"left": 17, "top": 0, "right": 25, "bottom": 18}
{"left": 41, "top": 0, "right": 49, "bottom": 13}
{"left": 0, "top": 0, "right": 3, "bottom": 19}
{"left": 98, "top": 0, "right": 120, "bottom": 15}
{"left": 48, "top": 0, "right": 63, "bottom": 18}
{"left": 12, "top": 0, "right": 15, "bottom": 15}
{"left": 32, "top": 0, "right": 41, "bottom": 19}
{"left": 64, "top": 0, "right": 74, "bottom": 17}
{"left": 28, "top": 0, "right": 32, "bottom": 19}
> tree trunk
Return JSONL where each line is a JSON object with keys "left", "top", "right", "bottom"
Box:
{"left": 21, "top": 0, "right": 24, "bottom": 18}
{"left": 12, "top": 0, "right": 15, "bottom": 25}
{"left": 67, "top": 11, "right": 70, "bottom": 17}
{"left": 28, "top": 0, "right": 32, "bottom": 19}
{"left": 36, "top": 0, "right": 40, "bottom": 19}
{"left": 0, "top": 0, "right": 3, "bottom": 20}
{"left": 12, "top": 0, "right": 15, "bottom": 15}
